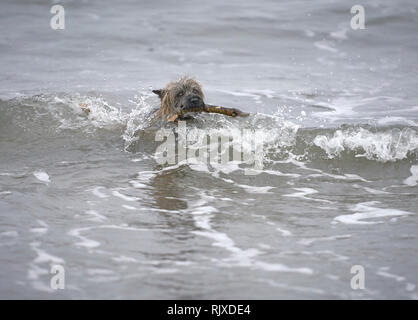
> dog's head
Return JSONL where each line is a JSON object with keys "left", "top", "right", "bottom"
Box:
{"left": 153, "top": 76, "right": 205, "bottom": 118}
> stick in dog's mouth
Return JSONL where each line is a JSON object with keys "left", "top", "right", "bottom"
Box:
{"left": 167, "top": 104, "right": 250, "bottom": 122}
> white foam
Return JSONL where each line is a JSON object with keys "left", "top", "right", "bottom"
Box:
{"left": 195, "top": 48, "right": 222, "bottom": 56}
{"left": 307, "top": 172, "right": 368, "bottom": 182}
{"left": 343, "top": 174, "right": 369, "bottom": 182}
{"left": 254, "top": 169, "right": 300, "bottom": 178}
{"left": 378, "top": 116, "right": 418, "bottom": 127}
{"left": 30, "top": 242, "right": 64, "bottom": 265}
{"left": 326, "top": 274, "right": 340, "bottom": 281}
{"left": 112, "top": 190, "right": 139, "bottom": 202}
{"left": 304, "top": 29, "right": 315, "bottom": 37}
{"left": 129, "top": 170, "right": 156, "bottom": 189}
{"left": 122, "top": 205, "right": 137, "bottom": 210}
{"left": 284, "top": 187, "right": 316, "bottom": 197}
{"left": 30, "top": 227, "right": 48, "bottom": 235}
{"left": 68, "top": 95, "right": 125, "bottom": 128}
{"left": 353, "top": 184, "right": 389, "bottom": 194}
{"left": 187, "top": 191, "right": 312, "bottom": 275}
{"left": 276, "top": 227, "right": 292, "bottom": 237}
{"left": 129, "top": 181, "right": 148, "bottom": 189}
{"left": 284, "top": 187, "right": 332, "bottom": 203}
{"left": 86, "top": 268, "right": 115, "bottom": 276}
{"left": 314, "top": 40, "right": 338, "bottom": 53}
{"left": 151, "top": 113, "right": 299, "bottom": 176}
{"left": 406, "top": 283, "right": 416, "bottom": 292}
{"left": 0, "top": 230, "right": 18, "bottom": 237}
{"left": 237, "top": 184, "right": 274, "bottom": 194}
{"left": 68, "top": 227, "right": 101, "bottom": 248}
{"left": 112, "top": 255, "right": 137, "bottom": 263}
{"left": 193, "top": 213, "right": 213, "bottom": 230}
{"left": 299, "top": 235, "right": 352, "bottom": 246}
{"left": 314, "top": 127, "right": 418, "bottom": 162}
{"left": 215, "top": 89, "right": 260, "bottom": 99}
{"left": 404, "top": 165, "right": 418, "bottom": 186}
{"left": 253, "top": 261, "right": 313, "bottom": 274}
{"left": 334, "top": 201, "right": 414, "bottom": 225}
{"left": 37, "top": 220, "right": 48, "bottom": 228}
{"left": 90, "top": 186, "right": 109, "bottom": 198}
{"left": 27, "top": 263, "right": 49, "bottom": 280}
{"left": 27, "top": 264, "right": 54, "bottom": 293}
{"left": 68, "top": 224, "right": 151, "bottom": 249}
{"left": 174, "top": 261, "right": 194, "bottom": 266}
{"left": 29, "top": 220, "right": 48, "bottom": 235}
{"left": 151, "top": 268, "right": 179, "bottom": 274}
{"left": 33, "top": 171, "right": 50, "bottom": 183}
{"left": 258, "top": 278, "right": 325, "bottom": 295}
{"left": 27, "top": 241, "right": 65, "bottom": 292}
{"left": 286, "top": 156, "right": 368, "bottom": 182}
{"left": 85, "top": 210, "right": 107, "bottom": 222}
{"left": 330, "top": 27, "right": 348, "bottom": 40}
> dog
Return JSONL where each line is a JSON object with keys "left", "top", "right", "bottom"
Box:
{"left": 151, "top": 76, "right": 249, "bottom": 124}
{"left": 79, "top": 76, "right": 249, "bottom": 124}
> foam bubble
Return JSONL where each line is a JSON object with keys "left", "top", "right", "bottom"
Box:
{"left": 85, "top": 210, "right": 107, "bottom": 222}
{"left": 33, "top": 171, "right": 50, "bottom": 183}
{"left": 334, "top": 201, "right": 413, "bottom": 225}
{"left": 284, "top": 188, "right": 332, "bottom": 203}
{"left": 404, "top": 165, "right": 418, "bottom": 186}
{"left": 90, "top": 186, "right": 109, "bottom": 199}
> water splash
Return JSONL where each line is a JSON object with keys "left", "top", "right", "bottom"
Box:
{"left": 313, "top": 126, "right": 418, "bottom": 162}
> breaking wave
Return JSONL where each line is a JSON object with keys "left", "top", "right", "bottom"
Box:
{"left": 1, "top": 93, "right": 418, "bottom": 164}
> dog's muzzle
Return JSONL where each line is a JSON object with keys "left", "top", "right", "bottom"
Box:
{"left": 183, "top": 95, "right": 205, "bottom": 111}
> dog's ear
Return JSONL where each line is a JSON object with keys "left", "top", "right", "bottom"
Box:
{"left": 152, "top": 89, "right": 166, "bottom": 99}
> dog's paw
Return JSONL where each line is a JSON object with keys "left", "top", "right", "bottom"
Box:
{"left": 79, "top": 103, "right": 91, "bottom": 114}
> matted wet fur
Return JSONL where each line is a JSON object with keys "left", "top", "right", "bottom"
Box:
{"left": 151, "top": 76, "right": 249, "bottom": 125}
{"left": 151, "top": 76, "right": 205, "bottom": 124}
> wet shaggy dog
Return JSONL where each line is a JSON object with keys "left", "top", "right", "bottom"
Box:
{"left": 79, "top": 76, "right": 249, "bottom": 124}
{"left": 151, "top": 76, "right": 249, "bottom": 125}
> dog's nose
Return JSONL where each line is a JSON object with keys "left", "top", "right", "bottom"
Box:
{"left": 189, "top": 96, "right": 202, "bottom": 106}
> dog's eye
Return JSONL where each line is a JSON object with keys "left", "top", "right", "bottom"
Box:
{"left": 177, "top": 91, "right": 184, "bottom": 97}
{"left": 193, "top": 88, "right": 200, "bottom": 94}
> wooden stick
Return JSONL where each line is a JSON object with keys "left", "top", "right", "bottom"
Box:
{"left": 180, "top": 104, "right": 249, "bottom": 118}
{"left": 167, "top": 104, "right": 250, "bottom": 122}
{"left": 204, "top": 104, "right": 250, "bottom": 117}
